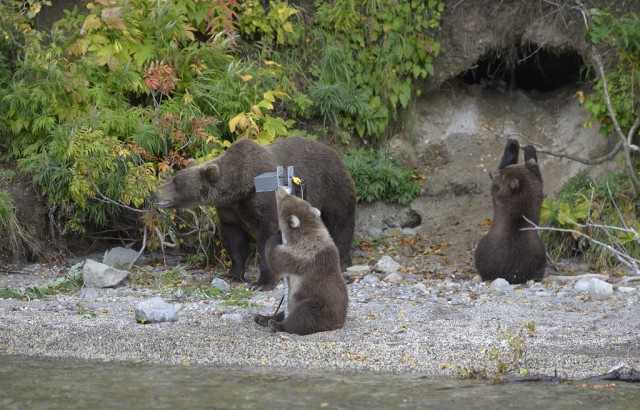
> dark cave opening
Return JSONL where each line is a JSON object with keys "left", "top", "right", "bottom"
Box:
{"left": 459, "top": 46, "right": 586, "bottom": 92}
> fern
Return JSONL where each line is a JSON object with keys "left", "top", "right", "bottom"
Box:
{"left": 343, "top": 148, "right": 420, "bottom": 205}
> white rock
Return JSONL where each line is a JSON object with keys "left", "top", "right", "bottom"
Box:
{"left": 617, "top": 286, "right": 636, "bottom": 293}
{"left": 490, "top": 278, "right": 512, "bottom": 292}
{"left": 220, "top": 313, "right": 244, "bottom": 323}
{"left": 589, "top": 278, "right": 614, "bottom": 300}
{"left": 82, "top": 259, "right": 128, "bottom": 288}
{"left": 346, "top": 265, "right": 371, "bottom": 273}
{"left": 375, "top": 256, "right": 401, "bottom": 274}
{"left": 384, "top": 271, "right": 403, "bottom": 282}
{"left": 362, "top": 274, "right": 380, "bottom": 284}
{"left": 135, "top": 297, "right": 177, "bottom": 323}
{"left": 575, "top": 278, "right": 614, "bottom": 300}
{"left": 210, "top": 277, "right": 231, "bottom": 293}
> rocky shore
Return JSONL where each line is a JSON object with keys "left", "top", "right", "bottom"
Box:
{"left": 1, "top": 240, "right": 639, "bottom": 380}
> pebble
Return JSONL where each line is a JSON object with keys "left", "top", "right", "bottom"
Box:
{"left": 220, "top": 313, "right": 244, "bottom": 323}
{"left": 362, "top": 274, "right": 380, "bottom": 284}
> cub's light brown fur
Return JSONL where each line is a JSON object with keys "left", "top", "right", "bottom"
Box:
{"left": 254, "top": 188, "right": 348, "bottom": 335}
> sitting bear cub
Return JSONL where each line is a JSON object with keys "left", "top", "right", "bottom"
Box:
{"left": 474, "top": 139, "right": 546, "bottom": 284}
{"left": 254, "top": 188, "right": 348, "bottom": 335}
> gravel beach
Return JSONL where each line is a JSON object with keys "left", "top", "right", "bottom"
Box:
{"left": 1, "top": 240, "right": 639, "bottom": 381}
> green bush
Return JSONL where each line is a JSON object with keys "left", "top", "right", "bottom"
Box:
{"left": 343, "top": 148, "right": 421, "bottom": 205}
{"left": 0, "top": 0, "right": 443, "bottom": 258}
{"left": 583, "top": 9, "right": 640, "bottom": 138}
{"left": 541, "top": 170, "right": 640, "bottom": 269}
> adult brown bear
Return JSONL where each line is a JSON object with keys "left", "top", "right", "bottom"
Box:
{"left": 474, "top": 139, "right": 546, "bottom": 284}
{"left": 154, "top": 137, "right": 356, "bottom": 290}
{"left": 254, "top": 188, "right": 348, "bottom": 335}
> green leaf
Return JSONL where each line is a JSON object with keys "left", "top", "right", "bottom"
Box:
{"left": 263, "top": 114, "right": 288, "bottom": 137}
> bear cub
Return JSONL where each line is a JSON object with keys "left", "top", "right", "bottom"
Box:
{"left": 254, "top": 188, "right": 348, "bottom": 335}
{"left": 474, "top": 139, "right": 546, "bottom": 284}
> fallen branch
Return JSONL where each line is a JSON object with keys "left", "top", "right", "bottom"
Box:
{"left": 522, "top": 215, "right": 640, "bottom": 277}
{"left": 545, "top": 273, "right": 609, "bottom": 282}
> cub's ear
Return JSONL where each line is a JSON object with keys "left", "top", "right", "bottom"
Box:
{"left": 187, "top": 158, "right": 197, "bottom": 168}
{"left": 524, "top": 145, "right": 538, "bottom": 165}
{"left": 498, "top": 139, "right": 520, "bottom": 170}
{"left": 200, "top": 163, "right": 220, "bottom": 184}
{"left": 289, "top": 215, "right": 300, "bottom": 228}
{"left": 311, "top": 207, "right": 321, "bottom": 218}
{"left": 509, "top": 178, "right": 520, "bottom": 192}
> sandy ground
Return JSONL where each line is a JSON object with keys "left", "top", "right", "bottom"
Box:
{"left": 1, "top": 245, "right": 639, "bottom": 381}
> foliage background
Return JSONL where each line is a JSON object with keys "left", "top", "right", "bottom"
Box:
{"left": 0, "top": 0, "right": 439, "bottom": 261}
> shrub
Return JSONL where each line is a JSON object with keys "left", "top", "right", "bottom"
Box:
{"left": 541, "top": 169, "right": 640, "bottom": 269}
{"left": 343, "top": 148, "right": 421, "bottom": 205}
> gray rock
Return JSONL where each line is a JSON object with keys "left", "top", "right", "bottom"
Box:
{"left": 384, "top": 271, "right": 403, "bottom": 282}
{"left": 82, "top": 259, "right": 129, "bottom": 288}
{"left": 375, "top": 256, "right": 401, "bottom": 274}
{"left": 346, "top": 265, "right": 371, "bottom": 273}
{"left": 355, "top": 293, "right": 373, "bottom": 303}
{"left": 589, "top": 278, "right": 614, "bottom": 300}
{"left": 362, "top": 274, "right": 380, "bottom": 284}
{"left": 575, "top": 277, "right": 614, "bottom": 300}
{"left": 220, "top": 313, "right": 244, "bottom": 323}
{"left": 574, "top": 278, "right": 593, "bottom": 292}
{"left": 617, "top": 286, "right": 636, "bottom": 293}
{"left": 210, "top": 277, "right": 231, "bottom": 293}
{"left": 490, "top": 278, "right": 512, "bottom": 292}
{"left": 103, "top": 247, "right": 145, "bottom": 269}
{"left": 135, "top": 297, "right": 177, "bottom": 324}
{"left": 449, "top": 295, "right": 467, "bottom": 305}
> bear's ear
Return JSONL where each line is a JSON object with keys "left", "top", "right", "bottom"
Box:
{"left": 311, "top": 207, "right": 321, "bottom": 218}
{"left": 186, "top": 159, "right": 197, "bottom": 168}
{"left": 524, "top": 145, "right": 538, "bottom": 164}
{"left": 509, "top": 178, "right": 520, "bottom": 192}
{"left": 288, "top": 215, "right": 300, "bottom": 229}
{"left": 200, "top": 163, "right": 220, "bottom": 184}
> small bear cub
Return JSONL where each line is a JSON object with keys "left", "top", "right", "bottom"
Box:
{"left": 254, "top": 188, "right": 348, "bottom": 335}
{"left": 474, "top": 139, "right": 546, "bottom": 284}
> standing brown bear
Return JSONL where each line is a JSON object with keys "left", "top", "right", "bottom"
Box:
{"left": 254, "top": 188, "right": 348, "bottom": 335}
{"left": 154, "top": 137, "right": 356, "bottom": 290}
{"left": 474, "top": 139, "right": 546, "bottom": 284}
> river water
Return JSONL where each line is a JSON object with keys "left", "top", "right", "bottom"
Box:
{"left": 1, "top": 355, "right": 638, "bottom": 409}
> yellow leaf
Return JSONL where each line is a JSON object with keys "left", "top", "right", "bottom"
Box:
{"left": 240, "top": 74, "right": 253, "bottom": 82}
{"left": 182, "top": 91, "right": 193, "bottom": 105}
{"left": 575, "top": 90, "right": 585, "bottom": 105}
{"left": 264, "top": 60, "right": 282, "bottom": 67}
{"left": 229, "top": 113, "right": 245, "bottom": 132}
{"left": 251, "top": 105, "right": 262, "bottom": 116}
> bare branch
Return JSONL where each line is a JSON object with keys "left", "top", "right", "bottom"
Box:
{"left": 128, "top": 226, "right": 148, "bottom": 270}
{"left": 483, "top": 124, "right": 623, "bottom": 165}
{"left": 522, "top": 215, "right": 640, "bottom": 276}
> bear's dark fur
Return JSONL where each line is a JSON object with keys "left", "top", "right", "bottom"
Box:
{"left": 154, "top": 137, "right": 356, "bottom": 290}
{"left": 254, "top": 188, "right": 348, "bottom": 335}
{"left": 474, "top": 139, "right": 546, "bottom": 284}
